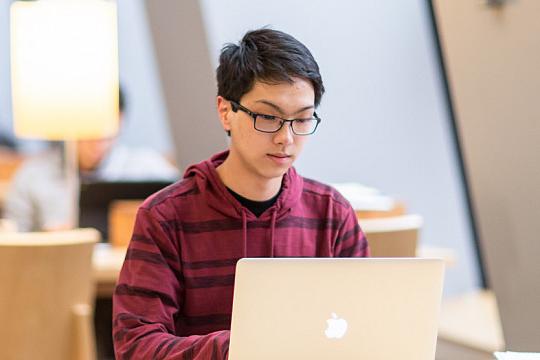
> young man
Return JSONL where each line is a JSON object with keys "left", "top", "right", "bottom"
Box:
{"left": 113, "top": 29, "right": 369, "bottom": 359}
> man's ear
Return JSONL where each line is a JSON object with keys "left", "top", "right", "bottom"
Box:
{"left": 217, "top": 96, "right": 232, "bottom": 135}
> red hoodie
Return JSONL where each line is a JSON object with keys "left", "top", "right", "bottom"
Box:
{"left": 113, "top": 151, "right": 369, "bottom": 359}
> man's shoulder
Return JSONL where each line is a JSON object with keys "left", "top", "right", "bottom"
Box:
{"left": 18, "top": 149, "right": 61, "bottom": 174}
{"left": 301, "top": 177, "right": 350, "bottom": 209}
{"left": 139, "top": 176, "right": 199, "bottom": 212}
{"left": 11, "top": 149, "right": 63, "bottom": 189}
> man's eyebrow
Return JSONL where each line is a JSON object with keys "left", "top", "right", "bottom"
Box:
{"left": 255, "top": 99, "right": 314, "bottom": 116}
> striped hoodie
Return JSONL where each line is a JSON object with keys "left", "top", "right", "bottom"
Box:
{"left": 113, "top": 151, "right": 369, "bottom": 359}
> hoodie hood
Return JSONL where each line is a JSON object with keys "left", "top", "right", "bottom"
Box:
{"left": 183, "top": 150, "right": 303, "bottom": 222}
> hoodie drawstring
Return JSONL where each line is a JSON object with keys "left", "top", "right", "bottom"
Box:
{"left": 269, "top": 209, "right": 277, "bottom": 257}
{"left": 242, "top": 208, "right": 277, "bottom": 258}
{"left": 241, "top": 209, "right": 248, "bottom": 258}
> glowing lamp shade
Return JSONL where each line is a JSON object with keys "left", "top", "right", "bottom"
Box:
{"left": 10, "top": 0, "right": 119, "bottom": 140}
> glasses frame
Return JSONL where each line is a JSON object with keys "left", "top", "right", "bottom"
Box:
{"left": 229, "top": 100, "right": 321, "bottom": 136}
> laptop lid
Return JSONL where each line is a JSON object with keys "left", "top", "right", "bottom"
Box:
{"left": 229, "top": 258, "right": 444, "bottom": 360}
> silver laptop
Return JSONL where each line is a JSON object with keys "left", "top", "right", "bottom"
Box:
{"left": 228, "top": 258, "right": 445, "bottom": 360}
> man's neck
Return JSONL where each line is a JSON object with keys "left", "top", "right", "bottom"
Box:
{"left": 216, "top": 154, "right": 282, "bottom": 201}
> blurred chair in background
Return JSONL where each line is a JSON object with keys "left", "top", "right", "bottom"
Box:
{"left": 0, "top": 228, "right": 100, "bottom": 360}
{"left": 360, "top": 214, "right": 423, "bottom": 257}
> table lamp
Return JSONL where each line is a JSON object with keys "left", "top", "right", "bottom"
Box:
{"left": 10, "top": 0, "right": 119, "bottom": 228}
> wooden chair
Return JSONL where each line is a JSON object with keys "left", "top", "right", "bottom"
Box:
{"left": 0, "top": 228, "right": 100, "bottom": 360}
{"left": 108, "top": 199, "right": 142, "bottom": 247}
{"left": 360, "top": 214, "right": 423, "bottom": 257}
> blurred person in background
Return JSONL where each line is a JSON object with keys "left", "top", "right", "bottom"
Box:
{"left": 4, "top": 87, "right": 179, "bottom": 232}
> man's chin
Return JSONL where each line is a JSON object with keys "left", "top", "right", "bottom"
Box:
{"left": 260, "top": 166, "right": 291, "bottom": 181}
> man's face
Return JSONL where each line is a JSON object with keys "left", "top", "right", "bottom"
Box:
{"left": 219, "top": 77, "right": 316, "bottom": 182}
{"left": 77, "top": 113, "right": 122, "bottom": 172}
{"left": 77, "top": 136, "right": 115, "bottom": 172}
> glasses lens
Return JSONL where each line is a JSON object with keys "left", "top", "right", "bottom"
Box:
{"left": 292, "top": 118, "right": 318, "bottom": 135}
{"left": 254, "top": 115, "right": 282, "bottom": 132}
{"left": 254, "top": 115, "right": 320, "bottom": 135}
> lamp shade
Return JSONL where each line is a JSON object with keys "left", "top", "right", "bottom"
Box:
{"left": 10, "top": 0, "right": 119, "bottom": 140}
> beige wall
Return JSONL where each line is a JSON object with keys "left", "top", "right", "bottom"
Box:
{"left": 434, "top": 0, "right": 540, "bottom": 351}
{"left": 145, "top": 0, "right": 227, "bottom": 170}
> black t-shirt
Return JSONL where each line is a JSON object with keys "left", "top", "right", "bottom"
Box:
{"left": 226, "top": 187, "right": 280, "bottom": 217}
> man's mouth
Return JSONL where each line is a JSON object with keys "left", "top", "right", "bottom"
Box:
{"left": 267, "top": 153, "right": 293, "bottom": 165}
{"left": 268, "top": 153, "right": 291, "bottom": 158}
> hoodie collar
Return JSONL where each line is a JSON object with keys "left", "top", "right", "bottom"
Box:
{"left": 183, "top": 150, "right": 303, "bottom": 221}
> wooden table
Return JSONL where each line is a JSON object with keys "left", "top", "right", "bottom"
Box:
{"left": 436, "top": 290, "right": 505, "bottom": 359}
{"left": 93, "top": 243, "right": 499, "bottom": 360}
{"left": 92, "top": 243, "right": 456, "bottom": 297}
{"left": 93, "top": 243, "right": 127, "bottom": 297}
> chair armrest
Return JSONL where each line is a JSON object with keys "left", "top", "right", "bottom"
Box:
{"left": 71, "top": 303, "right": 97, "bottom": 360}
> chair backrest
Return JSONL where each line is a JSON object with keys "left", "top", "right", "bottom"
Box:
{"left": 108, "top": 199, "right": 142, "bottom": 247}
{"left": 361, "top": 215, "right": 423, "bottom": 257}
{"left": 0, "top": 228, "right": 100, "bottom": 360}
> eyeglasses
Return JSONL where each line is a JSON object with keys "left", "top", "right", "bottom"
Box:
{"left": 229, "top": 100, "right": 321, "bottom": 135}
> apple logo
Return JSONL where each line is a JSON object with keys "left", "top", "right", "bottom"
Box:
{"left": 324, "top": 312, "right": 348, "bottom": 339}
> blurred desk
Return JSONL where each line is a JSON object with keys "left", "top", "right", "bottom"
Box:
{"left": 355, "top": 202, "right": 406, "bottom": 219}
{"left": 93, "top": 243, "right": 127, "bottom": 298}
{"left": 437, "top": 290, "right": 504, "bottom": 359}
{"left": 417, "top": 246, "right": 457, "bottom": 267}
{"left": 91, "top": 243, "right": 456, "bottom": 298}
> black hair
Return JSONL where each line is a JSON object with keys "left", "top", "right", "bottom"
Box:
{"left": 217, "top": 28, "right": 325, "bottom": 107}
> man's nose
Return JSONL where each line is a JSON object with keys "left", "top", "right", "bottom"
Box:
{"left": 273, "top": 121, "right": 294, "bottom": 145}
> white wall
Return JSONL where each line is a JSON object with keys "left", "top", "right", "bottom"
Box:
{"left": 199, "top": 0, "right": 480, "bottom": 296}
{"left": 435, "top": 0, "right": 540, "bottom": 348}
{"left": 115, "top": 0, "right": 173, "bottom": 153}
